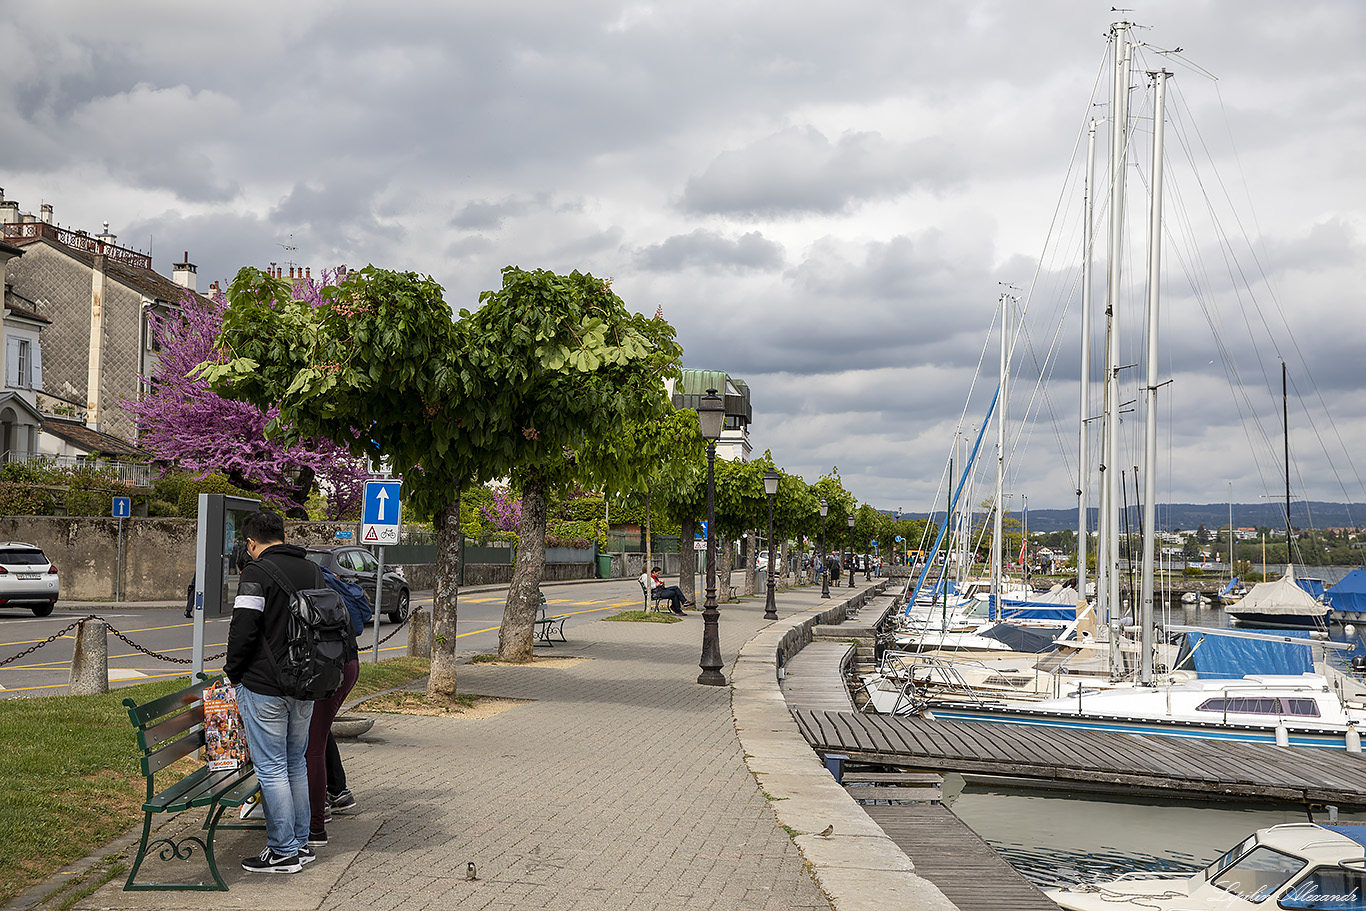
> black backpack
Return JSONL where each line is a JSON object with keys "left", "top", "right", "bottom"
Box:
{"left": 256, "top": 559, "right": 349, "bottom": 700}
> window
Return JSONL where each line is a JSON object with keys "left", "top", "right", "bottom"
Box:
{"left": 5, "top": 337, "right": 34, "bottom": 389}
{"left": 1282, "top": 698, "right": 1322, "bottom": 718}
{"left": 353, "top": 550, "right": 378, "bottom": 572}
{"left": 1278, "top": 867, "right": 1366, "bottom": 909}
{"left": 1206, "top": 835, "right": 1258, "bottom": 880}
{"left": 1198, "top": 697, "right": 1282, "bottom": 715}
{"left": 1209, "top": 846, "right": 1304, "bottom": 903}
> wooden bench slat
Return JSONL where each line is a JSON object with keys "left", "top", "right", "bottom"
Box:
{"left": 141, "top": 728, "right": 206, "bottom": 776}
{"left": 138, "top": 706, "right": 204, "bottom": 752}
{"left": 124, "top": 679, "right": 212, "bottom": 728}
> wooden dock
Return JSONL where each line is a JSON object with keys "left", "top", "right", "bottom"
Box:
{"left": 794, "top": 708, "right": 1366, "bottom": 807}
{"left": 781, "top": 641, "right": 856, "bottom": 712}
{"left": 861, "top": 803, "right": 1060, "bottom": 911}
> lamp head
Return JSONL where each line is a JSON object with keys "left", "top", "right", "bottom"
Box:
{"left": 819, "top": 499, "right": 828, "bottom": 518}
{"left": 697, "top": 388, "right": 725, "bottom": 441}
{"left": 847, "top": 515, "right": 856, "bottom": 528}
{"left": 763, "top": 469, "right": 779, "bottom": 497}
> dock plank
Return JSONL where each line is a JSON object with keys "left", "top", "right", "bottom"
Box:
{"left": 791, "top": 709, "right": 1366, "bottom": 806}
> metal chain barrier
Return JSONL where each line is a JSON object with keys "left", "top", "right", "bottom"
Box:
{"left": 0, "top": 614, "right": 226, "bottom": 669}
{"left": 2, "top": 608, "right": 416, "bottom": 670}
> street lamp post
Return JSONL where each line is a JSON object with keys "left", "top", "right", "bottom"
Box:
{"left": 696, "top": 389, "right": 726, "bottom": 686}
{"left": 847, "top": 514, "right": 856, "bottom": 588}
{"left": 763, "top": 469, "right": 779, "bottom": 620}
{"left": 819, "top": 499, "right": 830, "bottom": 599}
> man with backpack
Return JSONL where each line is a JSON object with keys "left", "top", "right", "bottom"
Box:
{"left": 227, "top": 511, "right": 332, "bottom": 874}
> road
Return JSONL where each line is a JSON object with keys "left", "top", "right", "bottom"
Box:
{"left": 0, "top": 578, "right": 662, "bottom": 698}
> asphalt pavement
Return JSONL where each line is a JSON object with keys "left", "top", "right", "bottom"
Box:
{"left": 0, "top": 578, "right": 654, "bottom": 697}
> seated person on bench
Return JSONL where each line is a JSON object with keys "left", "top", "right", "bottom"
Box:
{"left": 640, "top": 566, "right": 692, "bottom": 616}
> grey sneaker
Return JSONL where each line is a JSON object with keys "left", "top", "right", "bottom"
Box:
{"left": 328, "top": 789, "right": 358, "bottom": 814}
{"left": 298, "top": 846, "right": 317, "bottom": 865}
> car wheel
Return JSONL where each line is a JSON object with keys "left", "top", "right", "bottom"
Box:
{"left": 388, "top": 590, "right": 410, "bottom": 624}
{"left": 32, "top": 601, "right": 54, "bottom": 618}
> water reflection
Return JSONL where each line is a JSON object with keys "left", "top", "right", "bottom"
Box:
{"left": 945, "top": 775, "right": 1366, "bottom": 888}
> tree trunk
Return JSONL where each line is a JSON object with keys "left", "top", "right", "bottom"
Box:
{"left": 719, "top": 536, "right": 734, "bottom": 600}
{"left": 744, "top": 529, "right": 758, "bottom": 596}
{"left": 427, "top": 487, "right": 461, "bottom": 701}
{"left": 499, "top": 472, "right": 546, "bottom": 662}
{"left": 679, "top": 516, "right": 696, "bottom": 602}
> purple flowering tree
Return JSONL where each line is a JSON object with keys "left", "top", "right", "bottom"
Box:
{"left": 481, "top": 487, "right": 521, "bottom": 536}
{"left": 127, "top": 282, "right": 370, "bottom": 519}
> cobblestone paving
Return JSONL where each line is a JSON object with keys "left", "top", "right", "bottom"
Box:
{"left": 319, "top": 600, "right": 832, "bottom": 911}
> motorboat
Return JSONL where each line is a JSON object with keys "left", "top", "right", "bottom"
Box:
{"left": 928, "top": 672, "right": 1366, "bottom": 749}
{"left": 1050, "top": 822, "right": 1366, "bottom": 910}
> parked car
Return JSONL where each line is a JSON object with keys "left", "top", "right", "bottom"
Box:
{"left": 0, "top": 542, "right": 59, "bottom": 616}
{"left": 304, "top": 545, "right": 410, "bottom": 623}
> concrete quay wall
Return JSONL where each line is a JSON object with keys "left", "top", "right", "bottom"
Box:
{"left": 733, "top": 582, "right": 960, "bottom": 911}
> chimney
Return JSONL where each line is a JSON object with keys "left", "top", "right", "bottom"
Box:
{"left": 39, "top": 204, "right": 53, "bottom": 224}
{"left": 172, "top": 251, "right": 197, "bottom": 292}
{"left": 305, "top": 267, "right": 310, "bottom": 279}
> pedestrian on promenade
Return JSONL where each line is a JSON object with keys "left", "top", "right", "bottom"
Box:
{"left": 640, "top": 566, "right": 691, "bottom": 616}
{"left": 226, "top": 511, "right": 318, "bottom": 875}
{"left": 306, "top": 566, "right": 363, "bottom": 847}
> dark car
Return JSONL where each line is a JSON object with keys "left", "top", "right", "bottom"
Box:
{"left": 304, "top": 545, "right": 411, "bottom": 623}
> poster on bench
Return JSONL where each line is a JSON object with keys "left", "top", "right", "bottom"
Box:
{"left": 203, "top": 682, "right": 251, "bottom": 771}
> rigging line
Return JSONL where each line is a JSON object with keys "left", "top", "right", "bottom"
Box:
{"left": 1155, "top": 89, "right": 1288, "bottom": 502}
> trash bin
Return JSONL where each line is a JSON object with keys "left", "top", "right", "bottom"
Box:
{"left": 596, "top": 553, "right": 612, "bottom": 579}
{"left": 756, "top": 569, "right": 766, "bottom": 593}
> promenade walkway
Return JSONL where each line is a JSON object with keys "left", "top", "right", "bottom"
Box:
{"left": 53, "top": 580, "right": 888, "bottom": 911}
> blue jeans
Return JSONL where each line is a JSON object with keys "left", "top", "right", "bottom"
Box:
{"left": 237, "top": 684, "right": 313, "bottom": 855}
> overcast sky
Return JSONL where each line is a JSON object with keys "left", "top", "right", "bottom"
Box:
{"left": 5, "top": 1, "right": 1364, "bottom": 521}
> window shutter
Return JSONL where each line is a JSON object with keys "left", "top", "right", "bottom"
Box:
{"left": 5, "top": 338, "right": 17, "bottom": 388}
{"left": 31, "top": 342, "right": 41, "bottom": 391}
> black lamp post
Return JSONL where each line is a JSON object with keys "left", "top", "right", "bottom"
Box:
{"left": 696, "top": 389, "right": 726, "bottom": 686}
{"left": 763, "top": 469, "right": 779, "bottom": 620}
{"left": 819, "top": 499, "right": 830, "bottom": 599}
{"left": 847, "top": 514, "right": 856, "bottom": 588}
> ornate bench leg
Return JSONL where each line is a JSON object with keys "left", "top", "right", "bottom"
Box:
{"left": 123, "top": 813, "right": 155, "bottom": 891}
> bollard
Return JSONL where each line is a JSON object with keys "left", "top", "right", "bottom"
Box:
{"left": 68, "top": 619, "right": 110, "bottom": 695}
{"left": 407, "top": 609, "right": 431, "bottom": 658}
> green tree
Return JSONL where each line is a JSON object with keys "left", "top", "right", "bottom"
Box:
{"left": 464, "top": 268, "right": 683, "bottom": 662}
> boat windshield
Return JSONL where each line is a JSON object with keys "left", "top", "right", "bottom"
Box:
{"left": 1206, "top": 835, "right": 1258, "bottom": 880}
{"left": 1277, "top": 866, "right": 1366, "bottom": 909}
{"left": 1208, "top": 846, "right": 1304, "bottom": 903}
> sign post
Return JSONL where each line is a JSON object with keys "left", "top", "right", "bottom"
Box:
{"left": 112, "top": 497, "right": 131, "bottom": 602}
{"left": 362, "top": 480, "right": 402, "bottom": 662}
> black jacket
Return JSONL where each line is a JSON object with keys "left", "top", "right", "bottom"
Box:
{"left": 225, "top": 543, "right": 321, "bottom": 698}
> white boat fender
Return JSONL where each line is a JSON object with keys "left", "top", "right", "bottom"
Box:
{"left": 1275, "top": 722, "right": 1290, "bottom": 747}
{"left": 1348, "top": 723, "right": 1361, "bottom": 754}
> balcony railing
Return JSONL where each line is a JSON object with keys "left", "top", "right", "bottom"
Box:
{"left": 2, "top": 451, "right": 153, "bottom": 487}
{"left": 1, "top": 222, "right": 153, "bottom": 270}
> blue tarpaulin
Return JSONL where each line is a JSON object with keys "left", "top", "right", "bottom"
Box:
{"left": 1177, "top": 630, "right": 1314, "bottom": 678}
{"left": 1327, "top": 569, "right": 1366, "bottom": 616}
{"left": 1296, "top": 576, "right": 1327, "bottom": 600}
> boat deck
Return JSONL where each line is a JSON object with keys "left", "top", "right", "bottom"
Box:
{"left": 793, "top": 708, "right": 1366, "bottom": 807}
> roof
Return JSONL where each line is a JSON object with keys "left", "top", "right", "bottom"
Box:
{"left": 39, "top": 417, "right": 147, "bottom": 460}
{"left": 671, "top": 368, "right": 752, "bottom": 426}
{"left": 11, "top": 235, "right": 202, "bottom": 307}
{"left": 3, "top": 289, "right": 50, "bottom": 324}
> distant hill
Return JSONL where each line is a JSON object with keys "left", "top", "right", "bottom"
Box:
{"left": 898, "top": 502, "right": 1363, "bottom": 533}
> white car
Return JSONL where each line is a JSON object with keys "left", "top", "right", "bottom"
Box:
{"left": 0, "top": 542, "right": 59, "bottom": 616}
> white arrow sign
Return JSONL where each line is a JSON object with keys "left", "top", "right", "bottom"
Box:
{"left": 375, "top": 487, "right": 389, "bottom": 521}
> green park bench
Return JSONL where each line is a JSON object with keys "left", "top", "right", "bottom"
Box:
{"left": 535, "top": 594, "right": 567, "bottom": 646}
{"left": 122, "top": 675, "right": 263, "bottom": 891}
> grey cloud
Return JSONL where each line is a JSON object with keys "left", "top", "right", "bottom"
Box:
{"left": 635, "top": 230, "right": 784, "bottom": 273}
{"left": 679, "top": 126, "right": 960, "bottom": 217}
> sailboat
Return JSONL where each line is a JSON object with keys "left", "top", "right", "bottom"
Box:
{"left": 1226, "top": 564, "right": 1330, "bottom": 629}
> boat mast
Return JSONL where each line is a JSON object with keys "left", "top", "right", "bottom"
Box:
{"left": 993, "top": 292, "right": 1011, "bottom": 621}
{"left": 1103, "top": 21, "right": 1132, "bottom": 678}
{"left": 1139, "top": 69, "right": 1169, "bottom": 687}
{"left": 1228, "top": 482, "right": 1234, "bottom": 584}
{"left": 1077, "top": 120, "right": 1097, "bottom": 613}
{"left": 1283, "top": 361, "right": 1292, "bottom": 563}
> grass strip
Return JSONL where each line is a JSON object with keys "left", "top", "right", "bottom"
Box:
{"left": 603, "top": 610, "right": 682, "bottom": 623}
{"left": 0, "top": 655, "right": 431, "bottom": 905}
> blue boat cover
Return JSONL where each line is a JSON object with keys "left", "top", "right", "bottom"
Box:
{"left": 992, "top": 596, "right": 1076, "bottom": 622}
{"left": 981, "top": 623, "right": 1058, "bottom": 653}
{"left": 1218, "top": 577, "right": 1240, "bottom": 597}
{"left": 1327, "top": 569, "right": 1366, "bottom": 616}
{"left": 1321, "top": 825, "right": 1366, "bottom": 848}
{"left": 1297, "top": 576, "right": 1327, "bottom": 600}
{"left": 1178, "top": 630, "right": 1314, "bottom": 678}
